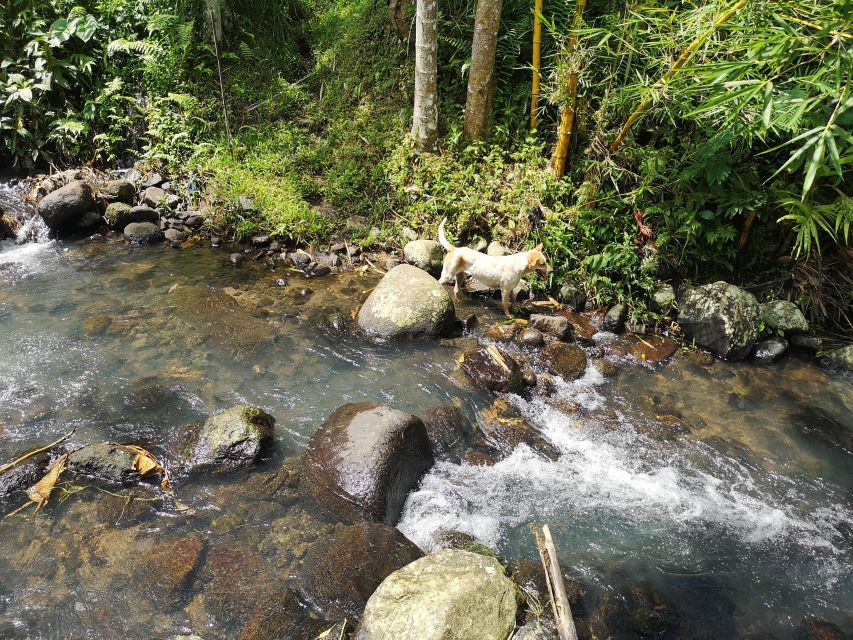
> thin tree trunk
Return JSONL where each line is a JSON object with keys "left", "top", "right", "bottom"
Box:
{"left": 412, "top": 0, "right": 438, "bottom": 151}
{"left": 530, "top": 0, "right": 543, "bottom": 130}
{"left": 609, "top": 0, "right": 750, "bottom": 153}
{"left": 552, "top": 0, "right": 586, "bottom": 177}
{"left": 464, "top": 0, "right": 504, "bottom": 141}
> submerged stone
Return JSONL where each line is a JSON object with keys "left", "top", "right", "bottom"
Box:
{"left": 0, "top": 452, "right": 49, "bottom": 503}
{"left": 542, "top": 342, "right": 588, "bottom": 380}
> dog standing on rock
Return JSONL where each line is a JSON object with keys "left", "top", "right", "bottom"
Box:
{"left": 437, "top": 217, "right": 551, "bottom": 317}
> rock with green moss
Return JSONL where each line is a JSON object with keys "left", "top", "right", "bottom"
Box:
{"left": 356, "top": 549, "right": 517, "bottom": 640}
{"left": 760, "top": 300, "right": 809, "bottom": 334}
{"left": 823, "top": 344, "right": 853, "bottom": 372}
{"left": 678, "top": 282, "right": 760, "bottom": 360}
{"left": 357, "top": 264, "right": 455, "bottom": 340}
{"left": 100, "top": 179, "right": 136, "bottom": 204}
{"left": 403, "top": 239, "right": 444, "bottom": 276}
{"left": 191, "top": 405, "right": 275, "bottom": 472}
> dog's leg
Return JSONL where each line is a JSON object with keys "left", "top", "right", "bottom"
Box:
{"left": 454, "top": 272, "right": 465, "bottom": 298}
{"left": 501, "top": 288, "right": 513, "bottom": 317}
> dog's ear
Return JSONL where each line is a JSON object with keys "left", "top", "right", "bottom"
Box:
{"left": 534, "top": 243, "right": 543, "bottom": 252}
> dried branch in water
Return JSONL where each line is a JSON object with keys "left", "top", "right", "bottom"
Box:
{"left": 0, "top": 428, "right": 75, "bottom": 477}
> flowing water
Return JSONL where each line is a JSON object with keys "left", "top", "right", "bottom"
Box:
{"left": 0, "top": 182, "right": 851, "bottom": 639}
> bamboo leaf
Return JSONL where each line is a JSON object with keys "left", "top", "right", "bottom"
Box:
{"left": 801, "top": 136, "right": 825, "bottom": 198}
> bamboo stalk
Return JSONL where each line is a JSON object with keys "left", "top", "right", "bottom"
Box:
{"left": 534, "top": 524, "right": 579, "bottom": 640}
{"left": 552, "top": 0, "right": 587, "bottom": 177}
{"left": 530, "top": 0, "right": 544, "bottom": 130}
{"left": 609, "top": 0, "right": 750, "bottom": 153}
{"left": 210, "top": 8, "right": 233, "bottom": 157}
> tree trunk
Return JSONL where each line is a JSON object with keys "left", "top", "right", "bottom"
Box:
{"left": 412, "top": 0, "right": 439, "bottom": 151}
{"left": 464, "top": 0, "right": 504, "bottom": 141}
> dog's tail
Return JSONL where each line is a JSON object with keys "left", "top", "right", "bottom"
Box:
{"left": 438, "top": 217, "right": 455, "bottom": 251}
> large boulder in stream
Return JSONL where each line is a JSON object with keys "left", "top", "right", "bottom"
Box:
{"left": 37, "top": 180, "right": 94, "bottom": 230}
{"left": 303, "top": 403, "right": 434, "bottom": 524}
{"left": 191, "top": 405, "right": 275, "bottom": 472}
{"left": 357, "top": 264, "right": 455, "bottom": 340}
{"left": 356, "top": 549, "right": 518, "bottom": 640}
{"left": 677, "top": 282, "right": 760, "bottom": 359}
{"left": 295, "top": 522, "right": 423, "bottom": 619}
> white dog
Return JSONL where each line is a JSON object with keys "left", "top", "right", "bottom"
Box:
{"left": 438, "top": 218, "right": 551, "bottom": 316}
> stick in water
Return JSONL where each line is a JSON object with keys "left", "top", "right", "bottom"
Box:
{"left": 0, "top": 428, "right": 76, "bottom": 476}
{"left": 534, "top": 523, "right": 579, "bottom": 640}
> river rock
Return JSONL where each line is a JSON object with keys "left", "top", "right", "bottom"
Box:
{"left": 558, "top": 282, "right": 586, "bottom": 312}
{"left": 487, "top": 241, "right": 511, "bottom": 257}
{"left": 296, "top": 522, "right": 423, "bottom": 619}
{"left": 790, "top": 334, "right": 823, "bottom": 352}
{"left": 542, "top": 342, "right": 588, "bottom": 380}
{"left": 760, "top": 300, "right": 809, "bottom": 333}
{"left": 191, "top": 405, "right": 275, "bottom": 472}
{"left": 628, "top": 334, "right": 678, "bottom": 363}
{"left": 124, "top": 221, "right": 163, "bottom": 244}
{"left": 403, "top": 239, "right": 444, "bottom": 275}
{"left": 1, "top": 212, "right": 22, "bottom": 239}
{"left": 67, "top": 443, "right": 140, "bottom": 484}
{"left": 529, "top": 314, "right": 571, "bottom": 340}
{"left": 518, "top": 328, "right": 544, "bottom": 347}
{"left": 421, "top": 405, "right": 470, "bottom": 462}
{"left": 651, "top": 284, "right": 677, "bottom": 313}
{"left": 357, "top": 264, "right": 455, "bottom": 340}
{"left": 100, "top": 179, "right": 136, "bottom": 204}
{"left": 356, "top": 549, "right": 517, "bottom": 640}
{"left": 459, "top": 346, "right": 525, "bottom": 394}
{"left": 105, "top": 203, "right": 159, "bottom": 229}
{"left": 677, "top": 282, "right": 760, "bottom": 359}
{"left": 142, "top": 186, "right": 166, "bottom": 208}
{"left": 479, "top": 398, "right": 559, "bottom": 460}
{"left": 603, "top": 302, "right": 628, "bottom": 332}
{"left": 0, "top": 452, "right": 49, "bottom": 503}
{"left": 753, "top": 337, "right": 788, "bottom": 364}
{"left": 304, "top": 403, "right": 434, "bottom": 524}
{"left": 144, "top": 172, "right": 164, "bottom": 188}
{"left": 38, "top": 180, "right": 94, "bottom": 229}
{"left": 164, "top": 228, "right": 187, "bottom": 245}
{"left": 512, "top": 623, "right": 557, "bottom": 640}
{"left": 823, "top": 344, "right": 853, "bottom": 372}
{"left": 590, "top": 581, "right": 681, "bottom": 640}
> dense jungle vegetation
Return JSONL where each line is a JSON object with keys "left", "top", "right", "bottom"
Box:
{"left": 1, "top": 0, "right": 851, "bottom": 331}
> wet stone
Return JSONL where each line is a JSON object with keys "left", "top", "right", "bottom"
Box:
{"left": 478, "top": 398, "right": 560, "bottom": 460}
{"left": 191, "top": 405, "right": 275, "bottom": 473}
{"left": 628, "top": 334, "right": 678, "bottom": 363}
{"left": 0, "top": 452, "right": 49, "bottom": 503}
{"left": 529, "top": 314, "right": 571, "bottom": 340}
{"left": 754, "top": 337, "right": 788, "bottom": 364}
{"left": 124, "top": 221, "right": 163, "bottom": 244}
{"left": 459, "top": 346, "right": 524, "bottom": 394}
{"left": 542, "top": 342, "right": 588, "bottom": 380}
{"left": 421, "top": 404, "right": 470, "bottom": 462}
{"left": 518, "top": 327, "right": 544, "bottom": 347}
{"left": 67, "top": 443, "right": 140, "bottom": 484}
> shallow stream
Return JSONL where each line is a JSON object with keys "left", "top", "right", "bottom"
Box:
{"left": 0, "top": 182, "right": 851, "bottom": 639}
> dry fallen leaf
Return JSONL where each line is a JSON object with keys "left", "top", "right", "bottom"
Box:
{"left": 123, "top": 445, "right": 171, "bottom": 491}
{"left": 25, "top": 453, "right": 69, "bottom": 514}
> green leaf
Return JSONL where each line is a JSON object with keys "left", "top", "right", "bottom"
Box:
{"left": 802, "top": 136, "right": 825, "bottom": 199}
{"left": 75, "top": 15, "right": 98, "bottom": 43}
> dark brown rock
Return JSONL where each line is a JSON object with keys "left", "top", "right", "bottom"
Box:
{"left": 628, "top": 334, "right": 678, "bottom": 363}
{"left": 422, "top": 405, "right": 469, "bottom": 462}
{"left": 304, "top": 403, "right": 434, "bottom": 524}
{"left": 459, "top": 346, "right": 525, "bottom": 394}
{"left": 542, "top": 342, "right": 588, "bottom": 380}
{"left": 478, "top": 398, "right": 560, "bottom": 459}
{"left": 295, "top": 522, "right": 423, "bottom": 619}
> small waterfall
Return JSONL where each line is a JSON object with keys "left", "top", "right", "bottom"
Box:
{"left": 13, "top": 210, "right": 50, "bottom": 244}
{"left": 0, "top": 179, "right": 50, "bottom": 245}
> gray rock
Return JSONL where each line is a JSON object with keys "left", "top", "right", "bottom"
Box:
{"left": 651, "top": 284, "right": 677, "bottom": 313}
{"left": 356, "top": 549, "right": 517, "bottom": 640}
{"left": 358, "top": 264, "right": 455, "bottom": 340}
{"left": 185, "top": 214, "right": 204, "bottom": 228}
{"left": 403, "top": 239, "right": 444, "bottom": 276}
{"left": 529, "top": 314, "right": 571, "bottom": 340}
{"left": 38, "top": 181, "right": 94, "bottom": 229}
{"left": 400, "top": 226, "right": 418, "bottom": 242}
{"left": 124, "top": 222, "right": 163, "bottom": 244}
{"left": 123, "top": 168, "right": 143, "bottom": 184}
{"left": 823, "top": 344, "right": 853, "bottom": 371}
{"left": 144, "top": 172, "right": 164, "bottom": 187}
{"left": 512, "top": 622, "right": 557, "bottom": 640}
{"left": 289, "top": 251, "right": 312, "bottom": 270}
{"left": 421, "top": 405, "right": 470, "bottom": 462}
{"left": 230, "top": 253, "right": 244, "bottom": 265}
{"left": 0, "top": 452, "right": 49, "bottom": 503}
{"left": 603, "top": 302, "right": 628, "bottom": 332}
{"left": 754, "top": 337, "right": 788, "bottom": 364}
{"left": 790, "top": 334, "right": 823, "bottom": 352}
{"left": 106, "top": 204, "right": 158, "bottom": 230}
{"left": 558, "top": 282, "right": 586, "bottom": 311}
{"left": 100, "top": 179, "right": 136, "bottom": 204}
{"left": 235, "top": 195, "right": 255, "bottom": 212}
{"left": 192, "top": 405, "right": 275, "bottom": 472}
{"left": 304, "top": 403, "right": 434, "bottom": 524}
{"left": 760, "top": 300, "right": 809, "bottom": 334}
{"left": 487, "top": 241, "right": 511, "bottom": 257}
{"left": 677, "top": 282, "right": 760, "bottom": 359}
{"left": 67, "top": 444, "right": 140, "bottom": 484}
{"left": 164, "top": 228, "right": 187, "bottom": 244}
{"left": 142, "top": 186, "right": 166, "bottom": 208}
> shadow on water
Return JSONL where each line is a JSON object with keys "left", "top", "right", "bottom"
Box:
{"left": 0, "top": 219, "right": 851, "bottom": 638}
